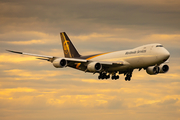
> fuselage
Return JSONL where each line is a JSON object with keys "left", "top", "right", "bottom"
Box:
{"left": 80, "top": 43, "right": 170, "bottom": 72}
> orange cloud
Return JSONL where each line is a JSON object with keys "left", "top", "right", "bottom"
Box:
{"left": 0, "top": 53, "right": 36, "bottom": 63}
{"left": 7, "top": 39, "right": 46, "bottom": 45}
{"left": 0, "top": 31, "right": 58, "bottom": 45}
{"left": 0, "top": 87, "right": 36, "bottom": 99}
{"left": 71, "top": 33, "right": 112, "bottom": 41}
{"left": 81, "top": 79, "right": 110, "bottom": 83}
{"left": 3, "top": 69, "right": 70, "bottom": 80}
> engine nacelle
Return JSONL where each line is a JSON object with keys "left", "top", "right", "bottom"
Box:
{"left": 53, "top": 58, "right": 67, "bottom": 68}
{"left": 159, "top": 64, "right": 169, "bottom": 73}
{"left": 146, "top": 66, "right": 160, "bottom": 75}
{"left": 87, "top": 62, "right": 102, "bottom": 72}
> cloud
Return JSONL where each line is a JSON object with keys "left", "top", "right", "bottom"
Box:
{"left": 0, "top": 0, "right": 180, "bottom": 120}
{"left": 1, "top": 0, "right": 180, "bottom": 35}
{"left": 0, "top": 87, "right": 36, "bottom": 97}
{"left": 0, "top": 31, "right": 58, "bottom": 43}
{"left": 159, "top": 98, "right": 179, "bottom": 106}
{"left": 81, "top": 79, "right": 110, "bottom": 83}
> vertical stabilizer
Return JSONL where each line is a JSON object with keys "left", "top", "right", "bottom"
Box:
{"left": 60, "top": 32, "right": 81, "bottom": 58}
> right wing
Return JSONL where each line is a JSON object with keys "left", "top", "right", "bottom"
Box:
{"left": 6, "top": 50, "right": 55, "bottom": 62}
{"left": 7, "top": 50, "right": 129, "bottom": 71}
{"left": 6, "top": 50, "right": 87, "bottom": 63}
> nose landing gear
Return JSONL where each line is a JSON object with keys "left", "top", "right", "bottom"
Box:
{"left": 98, "top": 70, "right": 133, "bottom": 81}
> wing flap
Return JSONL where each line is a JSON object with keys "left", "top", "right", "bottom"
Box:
{"left": 22, "top": 52, "right": 53, "bottom": 58}
{"left": 94, "top": 60, "right": 129, "bottom": 66}
{"left": 65, "top": 58, "right": 87, "bottom": 63}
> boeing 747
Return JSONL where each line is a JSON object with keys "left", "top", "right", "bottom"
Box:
{"left": 7, "top": 32, "right": 170, "bottom": 81}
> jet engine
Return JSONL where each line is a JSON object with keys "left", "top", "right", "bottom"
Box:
{"left": 159, "top": 64, "right": 169, "bottom": 73}
{"left": 146, "top": 66, "right": 160, "bottom": 75}
{"left": 87, "top": 62, "right": 102, "bottom": 72}
{"left": 53, "top": 58, "right": 67, "bottom": 68}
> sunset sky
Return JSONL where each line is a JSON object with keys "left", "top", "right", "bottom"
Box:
{"left": 0, "top": 0, "right": 180, "bottom": 120}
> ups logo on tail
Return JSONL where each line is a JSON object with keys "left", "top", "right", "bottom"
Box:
{"left": 63, "top": 40, "right": 70, "bottom": 55}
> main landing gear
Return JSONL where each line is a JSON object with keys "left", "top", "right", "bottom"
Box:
{"left": 98, "top": 72, "right": 119, "bottom": 80}
{"left": 124, "top": 71, "right": 133, "bottom": 81}
{"left": 125, "top": 73, "right": 132, "bottom": 81}
{"left": 98, "top": 71, "right": 133, "bottom": 81}
{"left": 111, "top": 75, "right": 119, "bottom": 80}
{"left": 98, "top": 72, "right": 110, "bottom": 79}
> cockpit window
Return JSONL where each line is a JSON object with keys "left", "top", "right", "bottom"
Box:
{"left": 156, "top": 45, "right": 163, "bottom": 47}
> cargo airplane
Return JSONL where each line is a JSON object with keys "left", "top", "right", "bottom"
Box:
{"left": 7, "top": 32, "right": 170, "bottom": 81}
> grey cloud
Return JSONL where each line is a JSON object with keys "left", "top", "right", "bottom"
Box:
{"left": 0, "top": 0, "right": 180, "bottom": 35}
{"left": 107, "top": 98, "right": 125, "bottom": 109}
{"left": 158, "top": 98, "right": 179, "bottom": 105}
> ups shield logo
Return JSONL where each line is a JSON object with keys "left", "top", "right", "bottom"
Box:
{"left": 63, "top": 40, "right": 70, "bottom": 55}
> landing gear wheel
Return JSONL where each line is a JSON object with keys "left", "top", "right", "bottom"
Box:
{"left": 125, "top": 77, "right": 127, "bottom": 81}
{"left": 127, "top": 77, "right": 131, "bottom": 81}
{"left": 111, "top": 75, "right": 119, "bottom": 80}
{"left": 98, "top": 72, "right": 111, "bottom": 80}
{"left": 125, "top": 72, "right": 132, "bottom": 81}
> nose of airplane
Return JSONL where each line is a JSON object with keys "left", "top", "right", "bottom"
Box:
{"left": 162, "top": 49, "right": 170, "bottom": 61}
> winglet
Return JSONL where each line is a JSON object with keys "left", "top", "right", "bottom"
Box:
{"left": 6, "top": 50, "right": 23, "bottom": 54}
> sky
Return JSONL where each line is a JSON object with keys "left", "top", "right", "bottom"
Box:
{"left": 0, "top": 0, "right": 180, "bottom": 120}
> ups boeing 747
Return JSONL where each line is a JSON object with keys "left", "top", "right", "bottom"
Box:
{"left": 7, "top": 32, "right": 170, "bottom": 81}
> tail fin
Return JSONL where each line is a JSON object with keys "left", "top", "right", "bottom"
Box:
{"left": 60, "top": 32, "right": 81, "bottom": 58}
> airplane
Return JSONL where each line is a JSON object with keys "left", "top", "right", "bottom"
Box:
{"left": 7, "top": 32, "right": 170, "bottom": 81}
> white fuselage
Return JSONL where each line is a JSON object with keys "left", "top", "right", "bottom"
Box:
{"left": 89, "top": 44, "right": 170, "bottom": 71}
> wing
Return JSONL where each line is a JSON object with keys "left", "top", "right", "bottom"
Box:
{"left": 6, "top": 50, "right": 55, "bottom": 62}
{"left": 6, "top": 50, "right": 129, "bottom": 71}
{"left": 6, "top": 49, "right": 87, "bottom": 63}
